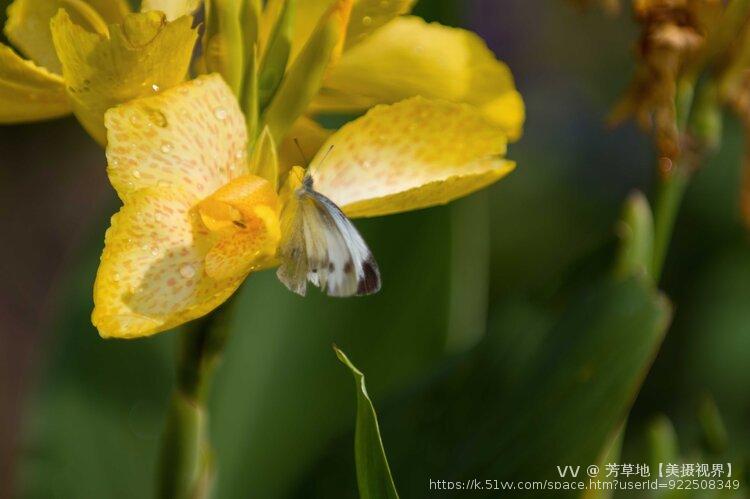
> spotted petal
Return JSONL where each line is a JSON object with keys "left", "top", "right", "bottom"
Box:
{"left": 105, "top": 74, "right": 248, "bottom": 202}
{"left": 92, "top": 186, "right": 242, "bottom": 339}
{"left": 315, "top": 16, "right": 525, "bottom": 141}
{"left": 0, "top": 44, "right": 70, "bottom": 122}
{"left": 50, "top": 10, "right": 198, "bottom": 144}
{"left": 309, "top": 96, "right": 515, "bottom": 218}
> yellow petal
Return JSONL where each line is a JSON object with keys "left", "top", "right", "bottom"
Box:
{"left": 141, "top": 0, "right": 200, "bottom": 20}
{"left": 50, "top": 10, "right": 198, "bottom": 144}
{"left": 199, "top": 175, "right": 281, "bottom": 280}
{"left": 92, "top": 186, "right": 242, "bottom": 339}
{"left": 309, "top": 96, "right": 515, "bottom": 218}
{"left": 5, "top": 0, "right": 110, "bottom": 74}
{"left": 315, "top": 16, "right": 525, "bottom": 141}
{"left": 104, "top": 74, "right": 248, "bottom": 202}
{"left": 0, "top": 43, "right": 70, "bottom": 122}
{"left": 287, "top": 0, "right": 415, "bottom": 61}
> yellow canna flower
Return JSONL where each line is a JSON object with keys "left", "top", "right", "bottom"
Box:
{"left": 0, "top": 0, "right": 197, "bottom": 144}
{"left": 252, "top": 0, "right": 525, "bottom": 171}
{"left": 93, "top": 73, "right": 516, "bottom": 339}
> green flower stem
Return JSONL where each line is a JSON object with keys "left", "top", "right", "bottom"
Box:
{"left": 650, "top": 78, "right": 700, "bottom": 282}
{"left": 650, "top": 164, "right": 691, "bottom": 281}
{"left": 157, "top": 298, "right": 235, "bottom": 499}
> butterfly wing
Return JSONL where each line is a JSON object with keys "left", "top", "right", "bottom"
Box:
{"left": 277, "top": 186, "right": 381, "bottom": 297}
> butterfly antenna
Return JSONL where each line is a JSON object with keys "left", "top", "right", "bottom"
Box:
{"left": 320, "top": 145, "right": 334, "bottom": 165}
{"left": 307, "top": 144, "right": 335, "bottom": 179}
{"left": 293, "top": 138, "right": 309, "bottom": 166}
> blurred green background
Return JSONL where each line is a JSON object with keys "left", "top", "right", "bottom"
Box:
{"left": 1, "top": 1, "right": 749, "bottom": 497}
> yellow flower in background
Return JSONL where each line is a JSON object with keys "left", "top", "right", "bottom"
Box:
{"left": 0, "top": 0, "right": 197, "bottom": 143}
{"left": 93, "top": 73, "right": 516, "bottom": 338}
{"left": 263, "top": 0, "right": 525, "bottom": 167}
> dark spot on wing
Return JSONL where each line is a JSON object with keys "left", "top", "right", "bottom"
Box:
{"left": 343, "top": 260, "right": 354, "bottom": 274}
{"left": 357, "top": 256, "right": 381, "bottom": 295}
{"left": 328, "top": 262, "right": 335, "bottom": 272}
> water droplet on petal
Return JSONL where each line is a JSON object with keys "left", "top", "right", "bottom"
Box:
{"left": 160, "top": 141, "right": 173, "bottom": 153}
{"left": 179, "top": 264, "right": 196, "bottom": 279}
{"left": 362, "top": 15, "right": 373, "bottom": 26}
{"left": 213, "top": 106, "right": 228, "bottom": 120}
{"left": 145, "top": 108, "right": 168, "bottom": 127}
{"left": 133, "top": 170, "right": 141, "bottom": 179}
{"left": 150, "top": 246, "right": 160, "bottom": 256}
{"left": 129, "top": 114, "right": 141, "bottom": 126}
{"left": 110, "top": 159, "right": 120, "bottom": 168}
{"left": 113, "top": 272, "right": 121, "bottom": 282}
{"left": 151, "top": 83, "right": 160, "bottom": 92}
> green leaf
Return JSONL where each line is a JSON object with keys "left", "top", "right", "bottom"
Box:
{"left": 249, "top": 126, "right": 280, "bottom": 190}
{"left": 257, "top": 0, "right": 294, "bottom": 110}
{"left": 334, "top": 347, "right": 400, "bottom": 499}
{"left": 261, "top": 0, "right": 348, "bottom": 143}
{"left": 447, "top": 276, "right": 672, "bottom": 484}
{"left": 302, "top": 274, "right": 672, "bottom": 497}
{"left": 614, "top": 191, "right": 654, "bottom": 279}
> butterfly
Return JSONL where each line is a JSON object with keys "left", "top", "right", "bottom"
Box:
{"left": 276, "top": 172, "right": 381, "bottom": 297}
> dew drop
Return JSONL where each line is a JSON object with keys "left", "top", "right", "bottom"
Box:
{"left": 145, "top": 108, "right": 168, "bottom": 127}
{"left": 213, "top": 106, "right": 228, "bottom": 120}
{"left": 111, "top": 158, "right": 120, "bottom": 168}
{"left": 129, "top": 114, "right": 141, "bottom": 126}
{"left": 150, "top": 246, "right": 160, "bottom": 256}
{"left": 133, "top": 170, "right": 141, "bottom": 179}
{"left": 234, "top": 149, "right": 245, "bottom": 160}
{"left": 179, "top": 264, "right": 196, "bottom": 279}
{"left": 362, "top": 15, "right": 373, "bottom": 26}
{"left": 151, "top": 83, "right": 160, "bottom": 92}
{"left": 160, "top": 141, "right": 173, "bottom": 153}
{"left": 113, "top": 272, "right": 121, "bottom": 282}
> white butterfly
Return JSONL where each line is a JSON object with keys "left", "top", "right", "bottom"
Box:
{"left": 276, "top": 173, "right": 381, "bottom": 297}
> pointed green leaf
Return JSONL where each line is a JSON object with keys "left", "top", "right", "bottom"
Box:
{"left": 614, "top": 191, "right": 654, "bottom": 279}
{"left": 249, "top": 126, "right": 279, "bottom": 190}
{"left": 303, "top": 274, "right": 672, "bottom": 496}
{"left": 257, "top": 0, "right": 294, "bottom": 110}
{"left": 242, "top": 43, "right": 260, "bottom": 143}
{"left": 335, "top": 347, "right": 400, "bottom": 499}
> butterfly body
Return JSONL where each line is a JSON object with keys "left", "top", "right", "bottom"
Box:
{"left": 277, "top": 173, "right": 381, "bottom": 297}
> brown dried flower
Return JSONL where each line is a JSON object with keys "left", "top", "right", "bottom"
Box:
{"left": 613, "top": 0, "right": 721, "bottom": 160}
